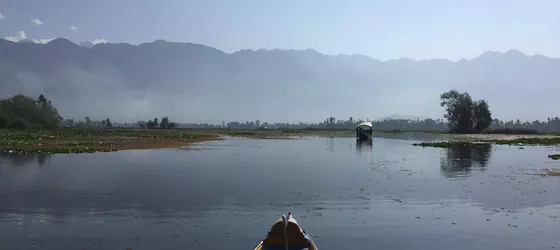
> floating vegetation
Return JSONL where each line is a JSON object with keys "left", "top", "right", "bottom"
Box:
{"left": 0, "top": 129, "right": 221, "bottom": 155}
{"left": 523, "top": 168, "right": 560, "bottom": 177}
{"left": 487, "top": 137, "right": 560, "bottom": 146}
{"left": 414, "top": 136, "right": 560, "bottom": 148}
{"left": 227, "top": 131, "right": 257, "bottom": 136}
{"left": 412, "top": 142, "right": 491, "bottom": 148}
{"left": 3, "top": 147, "right": 117, "bottom": 155}
{"left": 548, "top": 154, "right": 560, "bottom": 160}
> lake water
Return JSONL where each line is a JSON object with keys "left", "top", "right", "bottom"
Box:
{"left": 1, "top": 136, "right": 560, "bottom": 250}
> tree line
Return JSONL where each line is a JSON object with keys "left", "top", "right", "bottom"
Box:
{"left": 0, "top": 93, "right": 559, "bottom": 133}
{"left": 178, "top": 116, "right": 560, "bottom": 133}
{"left": 0, "top": 94, "right": 63, "bottom": 129}
{"left": 63, "top": 117, "right": 113, "bottom": 129}
{"left": 137, "top": 117, "right": 178, "bottom": 129}
{"left": 209, "top": 89, "right": 556, "bottom": 134}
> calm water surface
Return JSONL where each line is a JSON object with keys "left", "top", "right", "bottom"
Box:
{"left": 1, "top": 136, "right": 560, "bottom": 250}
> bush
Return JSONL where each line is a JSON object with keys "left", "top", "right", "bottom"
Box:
{"left": 8, "top": 118, "right": 30, "bottom": 130}
{"left": 0, "top": 115, "right": 6, "bottom": 128}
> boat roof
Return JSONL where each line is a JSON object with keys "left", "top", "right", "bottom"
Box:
{"left": 356, "top": 121, "right": 373, "bottom": 128}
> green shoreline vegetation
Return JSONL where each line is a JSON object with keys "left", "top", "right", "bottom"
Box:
{"left": 1, "top": 92, "right": 560, "bottom": 155}
{"left": 413, "top": 137, "right": 560, "bottom": 148}
{"left": 411, "top": 90, "right": 560, "bottom": 150}
{"left": 0, "top": 129, "right": 222, "bottom": 154}
{"left": 548, "top": 154, "right": 560, "bottom": 160}
{"left": 0, "top": 94, "right": 224, "bottom": 154}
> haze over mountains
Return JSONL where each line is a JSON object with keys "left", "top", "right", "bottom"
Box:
{"left": 0, "top": 38, "right": 558, "bottom": 123}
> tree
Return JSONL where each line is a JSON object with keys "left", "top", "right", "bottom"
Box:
{"left": 440, "top": 90, "right": 473, "bottom": 133}
{"left": 167, "top": 122, "right": 177, "bottom": 129}
{"left": 146, "top": 117, "right": 161, "bottom": 129}
{"left": 105, "top": 118, "right": 112, "bottom": 128}
{"left": 146, "top": 120, "right": 155, "bottom": 129}
{"left": 84, "top": 116, "right": 92, "bottom": 128}
{"left": 325, "top": 117, "right": 336, "bottom": 127}
{"left": 37, "top": 94, "right": 52, "bottom": 110}
{"left": 160, "top": 117, "right": 169, "bottom": 129}
{"left": 8, "top": 118, "right": 30, "bottom": 130}
{"left": 0, "top": 94, "right": 62, "bottom": 128}
{"left": 473, "top": 100, "right": 491, "bottom": 133}
{"left": 138, "top": 121, "right": 146, "bottom": 129}
{"left": 36, "top": 94, "right": 62, "bottom": 124}
{"left": 440, "top": 90, "right": 492, "bottom": 133}
{"left": 0, "top": 115, "right": 6, "bottom": 128}
{"left": 63, "top": 119, "right": 75, "bottom": 127}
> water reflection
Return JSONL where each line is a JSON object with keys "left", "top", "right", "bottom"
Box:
{"left": 355, "top": 139, "right": 372, "bottom": 153}
{"left": 1, "top": 138, "right": 560, "bottom": 250}
{"left": 326, "top": 137, "right": 335, "bottom": 151}
{"left": 0, "top": 152, "right": 51, "bottom": 167}
{"left": 440, "top": 145, "right": 492, "bottom": 178}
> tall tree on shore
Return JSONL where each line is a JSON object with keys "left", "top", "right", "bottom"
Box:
{"left": 0, "top": 94, "right": 62, "bottom": 128}
{"left": 473, "top": 100, "right": 492, "bottom": 133}
{"left": 160, "top": 117, "right": 169, "bottom": 129}
{"left": 37, "top": 94, "right": 51, "bottom": 110}
{"left": 440, "top": 90, "right": 492, "bottom": 133}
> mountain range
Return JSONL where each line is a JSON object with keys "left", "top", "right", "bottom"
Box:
{"left": 0, "top": 38, "right": 558, "bottom": 123}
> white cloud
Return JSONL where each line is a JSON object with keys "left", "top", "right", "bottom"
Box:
{"left": 70, "top": 26, "right": 77, "bottom": 31}
{"left": 0, "top": 12, "right": 6, "bottom": 20}
{"left": 4, "top": 31, "right": 27, "bottom": 42}
{"left": 4, "top": 31, "right": 54, "bottom": 44}
{"left": 30, "top": 18, "right": 44, "bottom": 25}
{"left": 33, "top": 38, "right": 55, "bottom": 44}
{"left": 92, "top": 39, "right": 109, "bottom": 44}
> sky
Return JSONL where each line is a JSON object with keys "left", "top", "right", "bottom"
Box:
{"left": 0, "top": 0, "right": 559, "bottom": 61}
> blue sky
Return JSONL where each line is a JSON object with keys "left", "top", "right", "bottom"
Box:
{"left": 0, "top": 0, "right": 559, "bottom": 60}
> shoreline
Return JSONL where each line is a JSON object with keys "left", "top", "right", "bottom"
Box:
{"left": 0, "top": 129, "right": 223, "bottom": 154}
{"left": 2, "top": 128, "right": 560, "bottom": 155}
{"left": 412, "top": 134, "right": 560, "bottom": 147}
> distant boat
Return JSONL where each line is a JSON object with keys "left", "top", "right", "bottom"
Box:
{"left": 254, "top": 213, "right": 318, "bottom": 250}
{"left": 356, "top": 121, "right": 373, "bottom": 140}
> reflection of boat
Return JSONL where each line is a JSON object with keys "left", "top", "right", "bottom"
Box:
{"left": 356, "top": 121, "right": 373, "bottom": 140}
{"left": 356, "top": 139, "right": 372, "bottom": 152}
{"left": 254, "top": 213, "right": 318, "bottom": 250}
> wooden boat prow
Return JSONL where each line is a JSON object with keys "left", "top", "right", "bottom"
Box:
{"left": 254, "top": 213, "right": 318, "bottom": 250}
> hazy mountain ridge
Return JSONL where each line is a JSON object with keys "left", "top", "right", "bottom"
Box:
{"left": 0, "top": 38, "right": 558, "bottom": 123}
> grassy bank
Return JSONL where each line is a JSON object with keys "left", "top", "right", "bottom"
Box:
{"left": 3, "top": 127, "right": 560, "bottom": 155}
{"left": 413, "top": 135, "right": 560, "bottom": 148}
{"left": 549, "top": 154, "right": 560, "bottom": 160}
{"left": 0, "top": 129, "right": 221, "bottom": 154}
{"left": 0, "top": 127, "right": 429, "bottom": 155}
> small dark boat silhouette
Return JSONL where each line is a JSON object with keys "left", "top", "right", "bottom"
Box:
{"left": 356, "top": 121, "right": 373, "bottom": 141}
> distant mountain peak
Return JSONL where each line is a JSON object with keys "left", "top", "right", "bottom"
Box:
{"left": 478, "top": 50, "right": 502, "bottom": 58}
{"left": 505, "top": 49, "right": 524, "bottom": 56}
{"left": 476, "top": 49, "right": 529, "bottom": 61}
{"left": 47, "top": 37, "right": 75, "bottom": 45}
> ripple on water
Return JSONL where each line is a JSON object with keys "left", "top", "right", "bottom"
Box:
{"left": 1, "top": 137, "right": 560, "bottom": 250}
